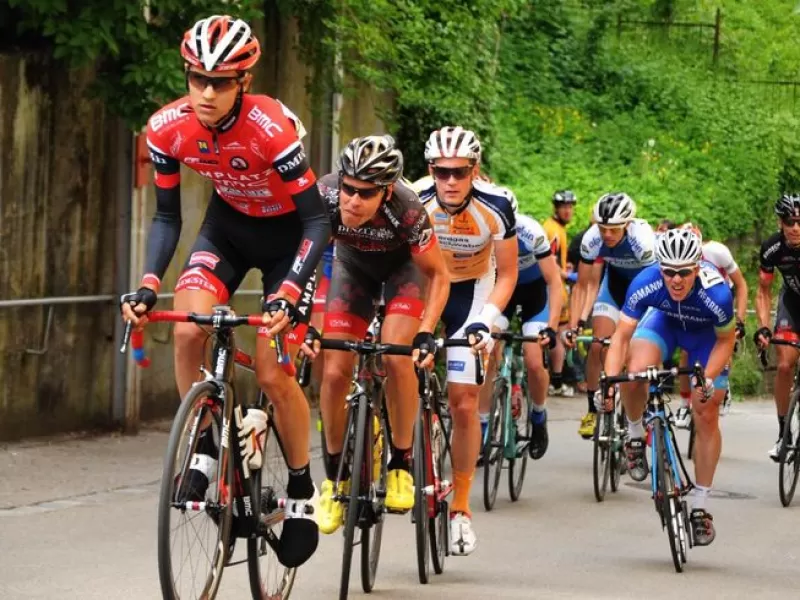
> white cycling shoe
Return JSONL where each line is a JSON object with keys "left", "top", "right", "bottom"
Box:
{"left": 450, "top": 513, "right": 477, "bottom": 556}
{"left": 674, "top": 406, "right": 692, "bottom": 430}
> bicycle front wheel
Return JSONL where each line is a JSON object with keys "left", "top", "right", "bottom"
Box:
{"left": 508, "top": 377, "right": 531, "bottom": 502}
{"left": 593, "top": 411, "right": 612, "bottom": 502}
{"left": 339, "top": 396, "right": 367, "bottom": 600}
{"left": 360, "top": 405, "right": 387, "bottom": 592}
{"left": 247, "top": 416, "right": 297, "bottom": 599}
{"left": 779, "top": 388, "right": 800, "bottom": 507}
{"left": 653, "top": 420, "right": 683, "bottom": 573}
{"left": 483, "top": 380, "right": 506, "bottom": 511}
{"left": 158, "top": 381, "right": 233, "bottom": 600}
{"left": 413, "top": 407, "right": 431, "bottom": 583}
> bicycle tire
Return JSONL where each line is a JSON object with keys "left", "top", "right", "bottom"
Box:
{"left": 360, "top": 405, "right": 387, "bottom": 592}
{"left": 687, "top": 418, "right": 695, "bottom": 461}
{"left": 654, "top": 420, "right": 683, "bottom": 573}
{"left": 339, "top": 396, "right": 368, "bottom": 600}
{"left": 429, "top": 375, "right": 449, "bottom": 575}
{"left": 413, "top": 407, "right": 431, "bottom": 584}
{"left": 610, "top": 408, "right": 626, "bottom": 492}
{"left": 158, "top": 381, "right": 233, "bottom": 600}
{"left": 779, "top": 387, "right": 800, "bottom": 507}
{"left": 483, "top": 380, "right": 506, "bottom": 511}
{"left": 508, "top": 376, "right": 530, "bottom": 502}
{"left": 593, "top": 411, "right": 612, "bottom": 502}
{"left": 247, "top": 417, "right": 297, "bottom": 600}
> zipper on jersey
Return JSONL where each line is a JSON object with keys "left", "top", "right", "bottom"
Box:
{"left": 212, "top": 130, "right": 219, "bottom": 154}
{"left": 678, "top": 301, "right": 687, "bottom": 330}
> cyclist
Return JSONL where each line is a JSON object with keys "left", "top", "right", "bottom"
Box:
{"left": 543, "top": 190, "right": 577, "bottom": 398}
{"left": 566, "top": 193, "right": 656, "bottom": 439}
{"left": 755, "top": 194, "right": 800, "bottom": 460}
{"left": 300, "top": 135, "right": 450, "bottom": 534}
{"left": 119, "top": 15, "right": 330, "bottom": 568}
{"left": 494, "top": 212, "right": 563, "bottom": 459}
{"left": 603, "top": 228, "right": 735, "bottom": 546}
{"left": 671, "top": 223, "right": 748, "bottom": 427}
{"left": 416, "top": 125, "right": 518, "bottom": 555}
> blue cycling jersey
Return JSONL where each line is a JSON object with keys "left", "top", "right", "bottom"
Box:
{"left": 622, "top": 262, "right": 735, "bottom": 331}
{"left": 516, "top": 214, "right": 553, "bottom": 284}
{"left": 580, "top": 219, "right": 656, "bottom": 280}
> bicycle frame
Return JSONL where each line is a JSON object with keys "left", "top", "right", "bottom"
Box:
{"left": 496, "top": 340, "right": 529, "bottom": 459}
{"left": 417, "top": 368, "right": 453, "bottom": 513}
{"left": 645, "top": 384, "right": 694, "bottom": 502}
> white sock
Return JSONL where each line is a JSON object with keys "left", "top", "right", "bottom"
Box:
{"left": 479, "top": 412, "right": 489, "bottom": 424}
{"left": 692, "top": 485, "right": 711, "bottom": 511}
{"left": 627, "top": 418, "right": 645, "bottom": 439}
{"left": 679, "top": 396, "right": 690, "bottom": 409}
{"left": 531, "top": 403, "right": 546, "bottom": 413}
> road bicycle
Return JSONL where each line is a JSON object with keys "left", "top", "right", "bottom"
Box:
{"left": 121, "top": 307, "right": 300, "bottom": 600}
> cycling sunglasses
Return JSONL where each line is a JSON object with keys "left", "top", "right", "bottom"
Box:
{"left": 432, "top": 166, "right": 473, "bottom": 181}
{"left": 781, "top": 216, "right": 800, "bottom": 228}
{"left": 341, "top": 181, "right": 386, "bottom": 200}
{"left": 661, "top": 266, "right": 695, "bottom": 279}
{"left": 187, "top": 72, "right": 242, "bottom": 92}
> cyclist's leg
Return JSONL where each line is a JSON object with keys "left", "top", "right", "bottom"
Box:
{"left": 548, "top": 286, "right": 570, "bottom": 396}
{"left": 521, "top": 288, "right": 550, "bottom": 458}
{"left": 441, "top": 275, "right": 493, "bottom": 555}
{"left": 381, "top": 259, "right": 427, "bottom": 510}
{"left": 579, "top": 273, "right": 618, "bottom": 437}
{"left": 773, "top": 295, "right": 800, "bottom": 456}
{"left": 624, "top": 308, "right": 677, "bottom": 481}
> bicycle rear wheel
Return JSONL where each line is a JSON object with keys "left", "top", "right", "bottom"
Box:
{"left": 413, "top": 407, "right": 431, "bottom": 583}
{"left": 508, "top": 377, "right": 531, "bottom": 502}
{"left": 654, "top": 420, "right": 683, "bottom": 573}
{"left": 339, "top": 397, "right": 367, "bottom": 600}
{"left": 360, "top": 405, "right": 388, "bottom": 592}
{"left": 593, "top": 411, "right": 612, "bottom": 502}
{"left": 247, "top": 414, "right": 297, "bottom": 599}
{"left": 158, "top": 381, "right": 233, "bottom": 600}
{"left": 779, "top": 388, "right": 800, "bottom": 507}
{"left": 483, "top": 380, "right": 506, "bottom": 511}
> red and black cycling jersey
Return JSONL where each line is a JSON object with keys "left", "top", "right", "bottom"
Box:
{"left": 760, "top": 231, "right": 800, "bottom": 305}
{"left": 317, "top": 173, "right": 437, "bottom": 267}
{"left": 142, "top": 93, "right": 330, "bottom": 302}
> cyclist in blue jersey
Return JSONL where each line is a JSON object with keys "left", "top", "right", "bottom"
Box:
{"left": 567, "top": 193, "right": 656, "bottom": 439}
{"left": 602, "top": 228, "right": 736, "bottom": 547}
{"left": 491, "top": 212, "right": 563, "bottom": 459}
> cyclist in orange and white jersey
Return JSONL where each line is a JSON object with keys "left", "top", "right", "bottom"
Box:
{"left": 414, "top": 126, "right": 519, "bottom": 556}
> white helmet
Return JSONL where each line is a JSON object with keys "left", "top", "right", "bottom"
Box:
{"left": 592, "top": 192, "right": 636, "bottom": 225}
{"left": 656, "top": 228, "right": 702, "bottom": 268}
{"left": 424, "top": 126, "right": 481, "bottom": 162}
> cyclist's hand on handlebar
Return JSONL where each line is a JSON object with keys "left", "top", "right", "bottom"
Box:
{"left": 539, "top": 326, "right": 558, "bottom": 349}
{"left": 464, "top": 322, "right": 492, "bottom": 354}
{"left": 691, "top": 374, "right": 714, "bottom": 403}
{"left": 299, "top": 326, "right": 321, "bottom": 359}
{"left": 261, "top": 294, "right": 298, "bottom": 338}
{"left": 735, "top": 318, "right": 746, "bottom": 341}
{"left": 412, "top": 331, "right": 437, "bottom": 369}
{"left": 753, "top": 326, "right": 772, "bottom": 349}
{"left": 120, "top": 288, "right": 157, "bottom": 328}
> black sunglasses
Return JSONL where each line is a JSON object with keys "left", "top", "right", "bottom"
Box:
{"left": 187, "top": 72, "right": 242, "bottom": 92}
{"left": 432, "top": 166, "right": 473, "bottom": 181}
{"left": 341, "top": 181, "right": 386, "bottom": 199}
{"left": 661, "top": 267, "right": 695, "bottom": 279}
{"left": 782, "top": 216, "right": 800, "bottom": 228}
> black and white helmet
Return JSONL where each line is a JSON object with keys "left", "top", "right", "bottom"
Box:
{"left": 337, "top": 135, "right": 403, "bottom": 186}
{"left": 553, "top": 190, "right": 577, "bottom": 205}
{"left": 424, "top": 126, "right": 481, "bottom": 162}
{"left": 592, "top": 192, "right": 635, "bottom": 225}
{"left": 774, "top": 193, "right": 800, "bottom": 218}
{"left": 656, "top": 228, "right": 702, "bottom": 268}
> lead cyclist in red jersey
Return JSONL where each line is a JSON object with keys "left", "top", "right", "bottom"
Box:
{"left": 120, "top": 15, "right": 330, "bottom": 568}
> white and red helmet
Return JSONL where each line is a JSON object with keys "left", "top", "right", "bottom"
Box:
{"left": 181, "top": 15, "right": 261, "bottom": 72}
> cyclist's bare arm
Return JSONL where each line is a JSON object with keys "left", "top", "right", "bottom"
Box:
{"left": 729, "top": 269, "right": 749, "bottom": 323}
{"left": 604, "top": 315, "right": 637, "bottom": 377}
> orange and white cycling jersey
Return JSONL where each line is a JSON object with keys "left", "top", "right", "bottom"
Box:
{"left": 415, "top": 178, "right": 517, "bottom": 282}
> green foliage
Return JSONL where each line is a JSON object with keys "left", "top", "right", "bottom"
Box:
{"left": 5, "top": 0, "right": 263, "bottom": 129}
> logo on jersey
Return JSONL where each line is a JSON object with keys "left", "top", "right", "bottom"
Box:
{"left": 434, "top": 212, "right": 448, "bottom": 223}
{"left": 417, "top": 227, "right": 434, "bottom": 250}
{"left": 189, "top": 251, "right": 220, "bottom": 270}
{"left": 230, "top": 156, "right": 249, "bottom": 171}
{"left": 223, "top": 141, "right": 245, "bottom": 151}
{"left": 660, "top": 300, "right": 671, "bottom": 310}
{"left": 149, "top": 151, "right": 168, "bottom": 165}
{"left": 185, "top": 157, "right": 219, "bottom": 166}
{"left": 247, "top": 105, "right": 285, "bottom": 138}
{"left": 197, "top": 140, "right": 210, "bottom": 154}
{"left": 150, "top": 102, "right": 189, "bottom": 132}
{"left": 292, "top": 239, "right": 314, "bottom": 275}
{"left": 448, "top": 360, "right": 466, "bottom": 372}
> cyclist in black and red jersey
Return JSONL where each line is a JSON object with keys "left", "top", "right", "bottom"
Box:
{"left": 301, "top": 135, "right": 451, "bottom": 535}
{"left": 120, "top": 15, "right": 330, "bottom": 568}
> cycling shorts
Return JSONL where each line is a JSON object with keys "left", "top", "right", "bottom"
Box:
{"left": 440, "top": 270, "right": 495, "bottom": 385}
{"left": 324, "top": 252, "right": 426, "bottom": 338}
{"left": 632, "top": 308, "right": 729, "bottom": 389}
{"left": 593, "top": 268, "right": 630, "bottom": 324}
{"left": 495, "top": 280, "right": 550, "bottom": 337}
{"left": 774, "top": 290, "right": 800, "bottom": 336}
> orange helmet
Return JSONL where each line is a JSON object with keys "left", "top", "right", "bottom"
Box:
{"left": 181, "top": 15, "right": 261, "bottom": 72}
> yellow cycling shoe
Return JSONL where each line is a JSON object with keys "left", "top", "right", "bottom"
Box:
{"left": 318, "top": 478, "right": 348, "bottom": 534}
{"left": 578, "top": 412, "right": 597, "bottom": 439}
{"left": 385, "top": 469, "right": 414, "bottom": 512}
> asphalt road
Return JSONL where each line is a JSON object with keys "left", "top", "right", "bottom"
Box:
{"left": 0, "top": 397, "right": 796, "bottom": 599}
